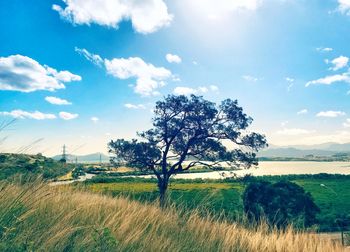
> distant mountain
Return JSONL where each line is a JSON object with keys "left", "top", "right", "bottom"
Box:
{"left": 257, "top": 147, "right": 337, "bottom": 158}
{"left": 52, "top": 152, "right": 110, "bottom": 163}
{"left": 259, "top": 142, "right": 350, "bottom": 158}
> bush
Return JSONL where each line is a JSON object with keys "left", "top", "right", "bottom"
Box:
{"left": 243, "top": 180, "right": 320, "bottom": 229}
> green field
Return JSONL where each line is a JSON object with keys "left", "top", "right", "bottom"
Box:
{"left": 80, "top": 175, "right": 350, "bottom": 231}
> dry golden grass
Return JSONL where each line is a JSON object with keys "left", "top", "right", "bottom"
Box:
{"left": 0, "top": 180, "right": 347, "bottom": 251}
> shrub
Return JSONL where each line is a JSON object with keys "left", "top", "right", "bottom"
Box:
{"left": 243, "top": 180, "right": 320, "bottom": 229}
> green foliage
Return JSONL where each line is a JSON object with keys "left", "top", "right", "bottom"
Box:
{"left": 243, "top": 181, "right": 320, "bottom": 229}
{"left": 81, "top": 175, "right": 350, "bottom": 231}
{"left": 72, "top": 165, "right": 85, "bottom": 179}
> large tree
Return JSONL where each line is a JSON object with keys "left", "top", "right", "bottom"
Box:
{"left": 109, "top": 95, "right": 267, "bottom": 207}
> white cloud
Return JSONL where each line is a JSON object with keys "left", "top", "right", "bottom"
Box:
{"left": 173, "top": 87, "right": 197, "bottom": 95}
{"left": 45, "top": 96, "right": 72, "bottom": 105}
{"left": 276, "top": 128, "right": 314, "bottom": 136}
{"left": 0, "top": 55, "right": 81, "bottom": 92}
{"left": 91, "top": 117, "right": 99, "bottom": 122}
{"left": 187, "top": 0, "right": 262, "bottom": 20}
{"left": 59, "top": 111, "right": 79, "bottom": 120}
{"left": 0, "top": 110, "right": 56, "bottom": 120}
{"left": 76, "top": 48, "right": 173, "bottom": 96}
{"left": 166, "top": 53, "right": 182, "bottom": 64}
{"left": 173, "top": 85, "right": 219, "bottom": 95}
{"left": 105, "top": 57, "right": 172, "bottom": 96}
{"left": 271, "top": 130, "right": 350, "bottom": 146}
{"left": 297, "top": 109, "right": 308, "bottom": 115}
{"left": 285, "top": 77, "right": 294, "bottom": 91}
{"left": 242, "top": 75, "right": 260, "bottom": 82}
{"left": 316, "top": 111, "right": 346, "bottom": 118}
{"left": 338, "top": 0, "right": 350, "bottom": 15}
{"left": 124, "top": 103, "right": 146, "bottom": 109}
{"left": 75, "top": 47, "right": 103, "bottom": 67}
{"left": 328, "top": 56, "right": 349, "bottom": 71}
{"left": 306, "top": 73, "right": 350, "bottom": 87}
{"left": 280, "top": 121, "right": 288, "bottom": 127}
{"left": 343, "top": 118, "right": 350, "bottom": 128}
{"left": 192, "top": 61, "right": 198, "bottom": 65}
{"left": 53, "top": 0, "right": 173, "bottom": 34}
{"left": 316, "top": 47, "right": 333, "bottom": 52}
{"left": 209, "top": 85, "right": 219, "bottom": 91}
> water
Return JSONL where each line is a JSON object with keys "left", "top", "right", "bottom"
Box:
{"left": 50, "top": 162, "right": 350, "bottom": 185}
{"left": 50, "top": 173, "right": 96, "bottom": 186}
{"left": 142, "top": 161, "right": 350, "bottom": 180}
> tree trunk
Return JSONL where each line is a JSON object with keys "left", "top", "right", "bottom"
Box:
{"left": 158, "top": 176, "right": 169, "bottom": 208}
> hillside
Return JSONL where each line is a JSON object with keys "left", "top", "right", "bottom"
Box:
{"left": 0, "top": 153, "right": 73, "bottom": 180}
{"left": 0, "top": 181, "right": 344, "bottom": 251}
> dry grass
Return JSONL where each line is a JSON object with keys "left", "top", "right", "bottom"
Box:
{"left": 0, "top": 180, "right": 347, "bottom": 252}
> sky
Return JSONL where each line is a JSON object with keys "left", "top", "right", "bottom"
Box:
{"left": 1, "top": 0, "right": 350, "bottom": 156}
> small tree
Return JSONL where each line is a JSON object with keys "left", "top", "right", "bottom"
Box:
{"left": 243, "top": 180, "right": 320, "bottom": 229}
{"left": 109, "top": 95, "right": 267, "bottom": 207}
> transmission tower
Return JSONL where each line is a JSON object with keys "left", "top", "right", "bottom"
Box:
{"left": 60, "top": 144, "right": 67, "bottom": 163}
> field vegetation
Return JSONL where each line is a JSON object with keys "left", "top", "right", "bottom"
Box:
{"left": 0, "top": 180, "right": 345, "bottom": 251}
{"left": 80, "top": 174, "right": 350, "bottom": 232}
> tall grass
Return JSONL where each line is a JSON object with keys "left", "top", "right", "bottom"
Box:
{"left": 0, "top": 180, "right": 345, "bottom": 251}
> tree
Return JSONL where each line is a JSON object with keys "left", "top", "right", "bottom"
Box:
{"left": 109, "top": 95, "right": 267, "bottom": 207}
{"left": 243, "top": 180, "right": 320, "bottom": 229}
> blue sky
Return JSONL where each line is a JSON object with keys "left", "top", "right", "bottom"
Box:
{"left": 1, "top": 0, "right": 350, "bottom": 155}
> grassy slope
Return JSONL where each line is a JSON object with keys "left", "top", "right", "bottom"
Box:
{"left": 0, "top": 153, "right": 73, "bottom": 180}
{"left": 0, "top": 181, "right": 344, "bottom": 251}
{"left": 80, "top": 176, "right": 350, "bottom": 231}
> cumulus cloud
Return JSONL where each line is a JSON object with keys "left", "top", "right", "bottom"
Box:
{"left": 59, "top": 111, "right": 79, "bottom": 120}
{"left": 124, "top": 103, "right": 146, "bottom": 109}
{"left": 173, "top": 87, "right": 197, "bottom": 95}
{"left": 76, "top": 48, "right": 173, "bottom": 96}
{"left": 276, "top": 128, "right": 314, "bottom": 136}
{"left": 166, "top": 53, "right": 182, "bottom": 64}
{"left": 316, "top": 111, "right": 346, "bottom": 118}
{"left": 105, "top": 57, "right": 172, "bottom": 96}
{"left": 173, "top": 85, "right": 219, "bottom": 95}
{"left": 306, "top": 73, "right": 350, "bottom": 87}
{"left": 297, "top": 109, "right": 308, "bottom": 115}
{"left": 338, "top": 0, "right": 350, "bottom": 15}
{"left": 45, "top": 96, "right": 72, "bottom": 105}
{"left": 0, "top": 55, "right": 81, "bottom": 92}
{"left": 0, "top": 110, "right": 56, "bottom": 120}
{"left": 343, "top": 118, "right": 350, "bottom": 128}
{"left": 328, "top": 56, "right": 349, "bottom": 71}
{"left": 91, "top": 116, "right": 99, "bottom": 122}
{"left": 53, "top": 0, "right": 173, "bottom": 34}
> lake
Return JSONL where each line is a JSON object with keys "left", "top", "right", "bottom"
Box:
{"left": 160, "top": 161, "right": 350, "bottom": 180}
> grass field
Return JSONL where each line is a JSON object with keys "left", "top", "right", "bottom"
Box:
{"left": 0, "top": 180, "right": 345, "bottom": 251}
{"left": 79, "top": 175, "right": 350, "bottom": 232}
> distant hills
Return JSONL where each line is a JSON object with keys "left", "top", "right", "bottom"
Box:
{"left": 52, "top": 152, "right": 110, "bottom": 163}
{"left": 259, "top": 142, "right": 350, "bottom": 158}
{"left": 50, "top": 142, "right": 350, "bottom": 162}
